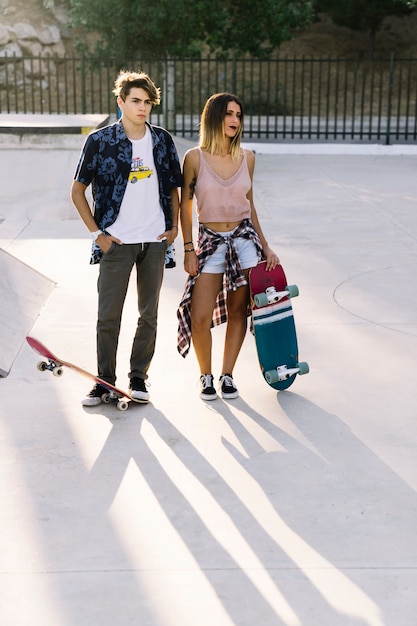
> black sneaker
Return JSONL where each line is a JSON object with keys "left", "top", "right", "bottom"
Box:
{"left": 129, "top": 377, "right": 150, "bottom": 403}
{"left": 82, "top": 383, "right": 109, "bottom": 407}
{"left": 219, "top": 373, "right": 239, "bottom": 399}
{"left": 199, "top": 374, "right": 217, "bottom": 400}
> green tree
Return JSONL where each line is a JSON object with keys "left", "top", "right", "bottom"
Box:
{"left": 66, "top": 0, "right": 314, "bottom": 60}
{"left": 206, "top": 0, "right": 315, "bottom": 57}
{"left": 313, "top": 0, "right": 417, "bottom": 58}
{"left": 63, "top": 0, "right": 313, "bottom": 129}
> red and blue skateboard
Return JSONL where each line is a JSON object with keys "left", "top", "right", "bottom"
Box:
{"left": 249, "top": 261, "right": 309, "bottom": 390}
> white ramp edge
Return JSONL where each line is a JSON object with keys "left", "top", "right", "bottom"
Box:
{"left": 0, "top": 248, "right": 55, "bottom": 377}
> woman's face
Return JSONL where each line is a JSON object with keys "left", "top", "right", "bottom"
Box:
{"left": 223, "top": 100, "right": 242, "bottom": 138}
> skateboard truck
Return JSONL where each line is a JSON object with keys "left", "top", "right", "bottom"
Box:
{"left": 254, "top": 284, "right": 299, "bottom": 307}
{"left": 102, "top": 391, "right": 129, "bottom": 412}
{"left": 265, "top": 362, "right": 309, "bottom": 384}
{"left": 37, "top": 358, "right": 64, "bottom": 377}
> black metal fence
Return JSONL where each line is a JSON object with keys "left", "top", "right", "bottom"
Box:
{"left": 1, "top": 54, "right": 417, "bottom": 143}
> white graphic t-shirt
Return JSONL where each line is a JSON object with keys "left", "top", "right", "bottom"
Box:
{"left": 107, "top": 127, "right": 165, "bottom": 243}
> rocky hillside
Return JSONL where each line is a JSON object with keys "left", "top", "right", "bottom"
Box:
{"left": 1, "top": 0, "right": 417, "bottom": 59}
{"left": 0, "top": 0, "right": 72, "bottom": 57}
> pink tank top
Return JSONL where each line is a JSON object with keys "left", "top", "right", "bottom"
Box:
{"left": 195, "top": 148, "right": 252, "bottom": 223}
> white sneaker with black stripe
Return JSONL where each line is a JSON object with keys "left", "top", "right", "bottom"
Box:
{"left": 199, "top": 374, "right": 217, "bottom": 400}
{"left": 129, "top": 377, "right": 150, "bottom": 403}
{"left": 219, "top": 374, "right": 239, "bottom": 399}
{"left": 82, "top": 383, "right": 109, "bottom": 406}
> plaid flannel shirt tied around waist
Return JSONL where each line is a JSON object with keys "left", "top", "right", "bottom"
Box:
{"left": 177, "top": 219, "right": 263, "bottom": 357}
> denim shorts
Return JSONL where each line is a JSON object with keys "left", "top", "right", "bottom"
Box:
{"left": 201, "top": 230, "right": 258, "bottom": 274}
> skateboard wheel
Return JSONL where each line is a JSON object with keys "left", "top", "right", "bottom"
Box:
{"left": 53, "top": 366, "right": 63, "bottom": 377}
{"left": 102, "top": 393, "right": 111, "bottom": 404}
{"left": 297, "top": 361, "right": 309, "bottom": 375}
{"left": 286, "top": 284, "right": 299, "bottom": 298}
{"left": 117, "top": 400, "right": 128, "bottom": 411}
{"left": 37, "top": 360, "right": 47, "bottom": 372}
{"left": 254, "top": 292, "right": 269, "bottom": 307}
{"left": 265, "top": 368, "right": 279, "bottom": 384}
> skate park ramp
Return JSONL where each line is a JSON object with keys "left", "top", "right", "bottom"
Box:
{"left": 0, "top": 248, "right": 55, "bottom": 377}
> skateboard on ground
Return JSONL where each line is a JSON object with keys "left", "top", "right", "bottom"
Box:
{"left": 249, "top": 261, "right": 309, "bottom": 391}
{"left": 26, "top": 336, "right": 144, "bottom": 411}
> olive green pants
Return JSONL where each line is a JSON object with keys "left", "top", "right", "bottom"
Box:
{"left": 96, "top": 241, "right": 166, "bottom": 385}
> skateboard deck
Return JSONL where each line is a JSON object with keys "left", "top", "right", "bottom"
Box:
{"left": 249, "top": 262, "right": 309, "bottom": 390}
{"left": 26, "top": 336, "right": 144, "bottom": 410}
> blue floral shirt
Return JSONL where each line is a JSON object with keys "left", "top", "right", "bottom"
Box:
{"left": 74, "top": 119, "right": 182, "bottom": 264}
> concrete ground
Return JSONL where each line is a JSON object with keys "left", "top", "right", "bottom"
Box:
{"left": 0, "top": 125, "right": 417, "bottom": 626}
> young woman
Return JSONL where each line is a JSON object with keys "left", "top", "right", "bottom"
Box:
{"left": 177, "top": 92, "right": 279, "bottom": 400}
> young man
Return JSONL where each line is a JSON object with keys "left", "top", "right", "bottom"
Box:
{"left": 71, "top": 70, "right": 182, "bottom": 406}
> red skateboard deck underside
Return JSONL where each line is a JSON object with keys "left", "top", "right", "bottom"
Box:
{"left": 26, "top": 336, "right": 139, "bottom": 405}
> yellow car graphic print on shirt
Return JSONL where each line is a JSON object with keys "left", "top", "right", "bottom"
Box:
{"left": 128, "top": 157, "right": 153, "bottom": 183}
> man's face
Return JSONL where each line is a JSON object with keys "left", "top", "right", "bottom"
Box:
{"left": 118, "top": 87, "right": 153, "bottom": 126}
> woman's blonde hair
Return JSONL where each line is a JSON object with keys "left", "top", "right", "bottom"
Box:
{"left": 199, "top": 93, "right": 244, "bottom": 161}
{"left": 113, "top": 69, "right": 161, "bottom": 105}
